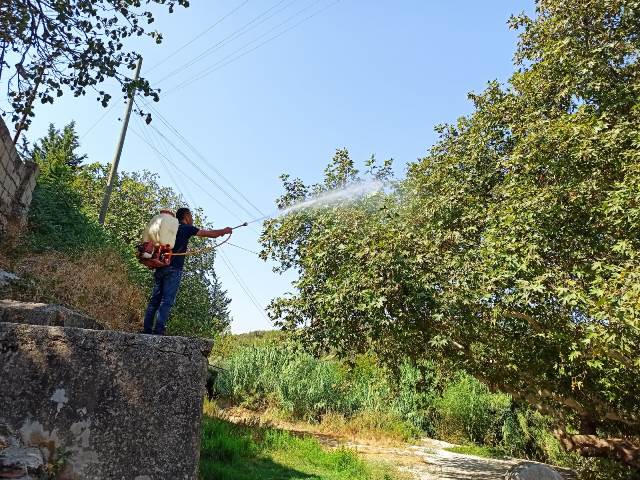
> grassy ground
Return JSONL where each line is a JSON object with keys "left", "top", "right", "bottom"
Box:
{"left": 199, "top": 415, "right": 407, "bottom": 480}
{"left": 444, "top": 445, "right": 507, "bottom": 460}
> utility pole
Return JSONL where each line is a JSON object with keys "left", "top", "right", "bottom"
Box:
{"left": 98, "top": 57, "right": 142, "bottom": 225}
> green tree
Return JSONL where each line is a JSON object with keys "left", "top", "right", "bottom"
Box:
{"left": 1, "top": 0, "right": 189, "bottom": 133}
{"left": 27, "top": 123, "right": 106, "bottom": 250}
{"left": 31, "top": 123, "right": 87, "bottom": 172}
{"left": 262, "top": 0, "right": 640, "bottom": 469}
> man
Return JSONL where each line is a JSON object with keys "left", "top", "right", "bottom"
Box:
{"left": 143, "top": 207, "right": 232, "bottom": 335}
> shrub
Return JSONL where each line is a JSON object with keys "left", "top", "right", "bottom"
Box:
{"left": 434, "top": 372, "right": 510, "bottom": 444}
{"left": 390, "top": 360, "right": 438, "bottom": 434}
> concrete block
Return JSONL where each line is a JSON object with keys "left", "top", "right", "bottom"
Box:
{"left": 0, "top": 300, "right": 104, "bottom": 330}
{"left": 505, "top": 462, "right": 568, "bottom": 480}
{"left": 0, "top": 322, "right": 213, "bottom": 479}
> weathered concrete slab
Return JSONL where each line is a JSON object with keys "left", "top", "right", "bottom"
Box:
{"left": 506, "top": 461, "right": 567, "bottom": 479}
{"left": 0, "top": 322, "right": 213, "bottom": 479}
{"left": 0, "top": 300, "right": 103, "bottom": 330}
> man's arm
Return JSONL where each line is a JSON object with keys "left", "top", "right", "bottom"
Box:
{"left": 196, "top": 227, "right": 232, "bottom": 239}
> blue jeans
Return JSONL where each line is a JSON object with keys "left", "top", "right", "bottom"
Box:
{"left": 143, "top": 266, "right": 183, "bottom": 335}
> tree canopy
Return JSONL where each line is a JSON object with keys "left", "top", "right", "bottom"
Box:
{"left": 261, "top": 0, "right": 640, "bottom": 468}
{"left": 1, "top": 0, "right": 188, "bottom": 133}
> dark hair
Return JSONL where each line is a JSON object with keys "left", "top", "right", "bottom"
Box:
{"left": 176, "top": 208, "right": 191, "bottom": 222}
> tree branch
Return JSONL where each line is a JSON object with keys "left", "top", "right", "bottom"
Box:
{"left": 555, "top": 430, "right": 640, "bottom": 469}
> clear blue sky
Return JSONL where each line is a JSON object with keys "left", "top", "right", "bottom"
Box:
{"left": 17, "top": 0, "right": 534, "bottom": 333}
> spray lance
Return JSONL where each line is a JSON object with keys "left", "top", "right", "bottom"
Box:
{"left": 169, "top": 221, "right": 250, "bottom": 256}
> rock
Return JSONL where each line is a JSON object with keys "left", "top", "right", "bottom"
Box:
{"left": 0, "top": 299, "right": 103, "bottom": 330}
{"left": 0, "top": 322, "right": 213, "bottom": 480}
{"left": 0, "top": 445, "right": 44, "bottom": 470}
{"left": 505, "top": 462, "right": 565, "bottom": 480}
{"left": 0, "top": 270, "right": 19, "bottom": 289}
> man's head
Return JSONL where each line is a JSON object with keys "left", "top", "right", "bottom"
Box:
{"left": 176, "top": 207, "right": 193, "bottom": 225}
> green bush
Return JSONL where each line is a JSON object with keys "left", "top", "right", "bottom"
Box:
{"left": 216, "top": 340, "right": 632, "bottom": 477}
{"left": 500, "top": 409, "right": 567, "bottom": 463}
{"left": 434, "top": 372, "right": 510, "bottom": 444}
{"left": 28, "top": 167, "right": 109, "bottom": 252}
{"left": 391, "top": 360, "right": 437, "bottom": 434}
{"left": 218, "top": 343, "right": 438, "bottom": 438}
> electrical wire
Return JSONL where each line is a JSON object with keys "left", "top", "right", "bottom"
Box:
{"left": 156, "top": 0, "right": 295, "bottom": 85}
{"left": 134, "top": 102, "right": 264, "bottom": 235}
{"left": 141, "top": 99, "right": 266, "bottom": 218}
{"left": 130, "top": 125, "right": 247, "bottom": 222}
{"left": 139, "top": 107, "right": 266, "bottom": 234}
{"left": 226, "top": 242, "right": 261, "bottom": 255}
{"left": 219, "top": 249, "right": 271, "bottom": 322}
{"left": 147, "top": 0, "right": 252, "bottom": 74}
{"left": 137, "top": 117, "right": 196, "bottom": 207}
{"left": 81, "top": 102, "right": 119, "bottom": 139}
{"left": 166, "top": 0, "right": 334, "bottom": 95}
{"left": 146, "top": 120, "right": 259, "bottom": 219}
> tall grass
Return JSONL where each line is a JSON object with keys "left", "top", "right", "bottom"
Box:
{"left": 215, "top": 343, "right": 433, "bottom": 436}
{"left": 213, "top": 340, "right": 595, "bottom": 473}
{"left": 435, "top": 372, "right": 511, "bottom": 445}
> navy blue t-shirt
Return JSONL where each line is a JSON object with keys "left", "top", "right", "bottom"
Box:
{"left": 170, "top": 223, "right": 199, "bottom": 270}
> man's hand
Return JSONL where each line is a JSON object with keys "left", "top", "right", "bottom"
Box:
{"left": 196, "top": 227, "right": 233, "bottom": 239}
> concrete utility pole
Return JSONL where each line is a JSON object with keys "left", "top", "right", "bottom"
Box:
{"left": 98, "top": 57, "right": 143, "bottom": 225}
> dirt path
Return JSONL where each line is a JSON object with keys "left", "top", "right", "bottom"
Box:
{"left": 329, "top": 437, "right": 576, "bottom": 480}
{"left": 221, "top": 408, "right": 574, "bottom": 480}
{"left": 317, "top": 437, "right": 518, "bottom": 480}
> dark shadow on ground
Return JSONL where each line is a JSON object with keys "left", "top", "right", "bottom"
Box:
{"left": 199, "top": 456, "right": 320, "bottom": 480}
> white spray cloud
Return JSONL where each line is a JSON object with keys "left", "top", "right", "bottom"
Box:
{"left": 279, "top": 179, "right": 384, "bottom": 217}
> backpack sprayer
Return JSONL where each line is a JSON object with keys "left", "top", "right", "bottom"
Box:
{"left": 136, "top": 210, "right": 248, "bottom": 269}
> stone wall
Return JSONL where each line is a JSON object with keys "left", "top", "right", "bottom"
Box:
{"left": 0, "top": 117, "right": 38, "bottom": 235}
{"left": 0, "top": 317, "right": 213, "bottom": 479}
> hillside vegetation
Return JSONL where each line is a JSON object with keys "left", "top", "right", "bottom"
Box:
{"left": 212, "top": 333, "right": 637, "bottom": 479}
{"left": 1, "top": 123, "right": 231, "bottom": 338}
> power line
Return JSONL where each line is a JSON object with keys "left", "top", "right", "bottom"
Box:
{"left": 226, "top": 242, "right": 261, "bottom": 255}
{"left": 141, "top": 99, "right": 266, "bottom": 217}
{"left": 147, "top": 0, "right": 251, "bottom": 75}
{"left": 81, "top": 0, "right": 272, "bottom": 141}
{"left": 147, "top": 126, "right": 195, "bottom": 205}
{"left": 135, "top": 117, "right": 195, "bottom": 206}
{"left": 146, "top": 119, "right": 259, "bottom": 219}
{"left": 81, "top": 102, "right": 119, "bottom": 139}
{"left": 219, "top": 249, "right": 270, "bottom": 323}
{"left": 156, "top": 0, "right": 295, "bottom": 85}
{"left": 133, "top": 120, "right": 188, "bottom": 201}
{"left": 130, "top": 124, "right": 246, "bottom": 221}
{"left": 166, "top": 0, "right": 333, "bottom": 94}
